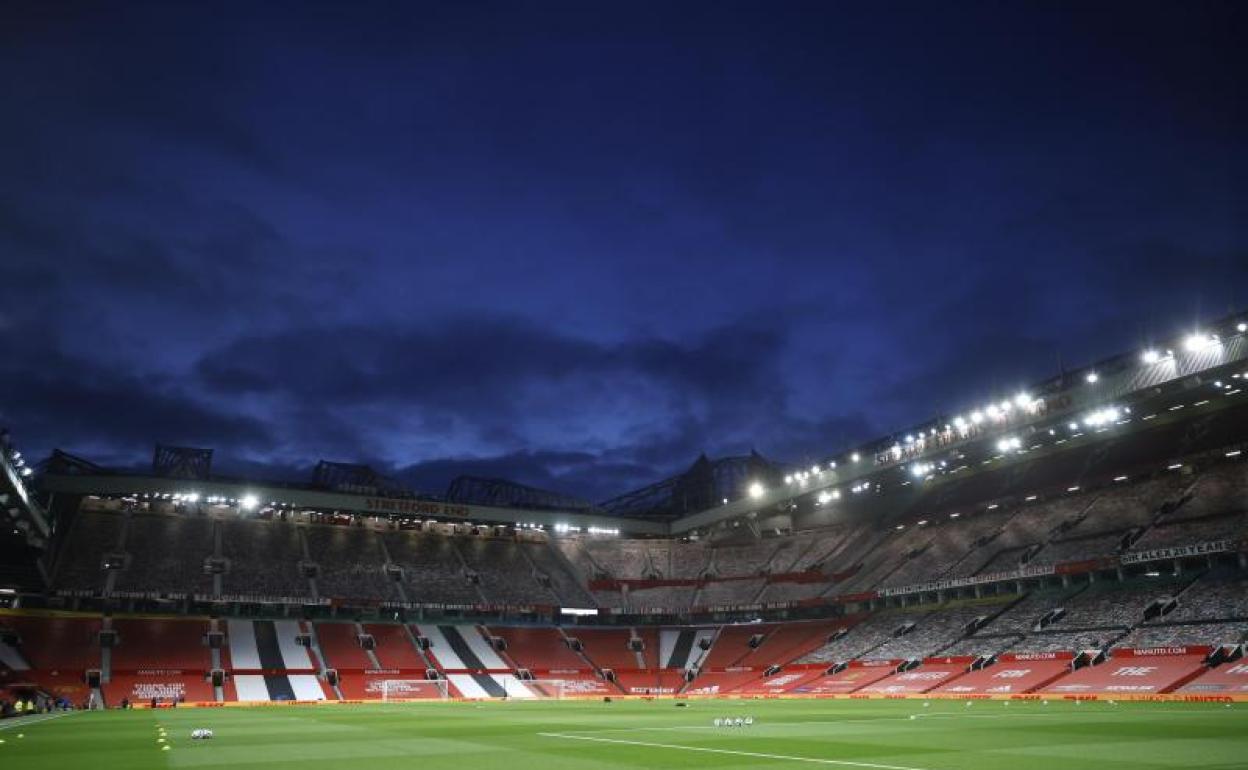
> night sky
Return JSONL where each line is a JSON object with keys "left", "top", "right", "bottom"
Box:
{"left": 1, "top": 1, "right": 1244, "bottom": 502}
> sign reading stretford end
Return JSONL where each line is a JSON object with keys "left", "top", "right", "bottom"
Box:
{"left": 362, "top": 497, "right": 472, "bottom": 517}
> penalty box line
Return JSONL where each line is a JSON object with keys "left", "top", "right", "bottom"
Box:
{"left": 538, "top": 731, "right": 937, "bottom": 770}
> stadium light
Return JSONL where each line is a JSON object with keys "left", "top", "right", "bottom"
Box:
{"left": 784, "top": 475, "right": 793, "bottom": 485}
{"left": 816, "top": 490, "right": 832, "bottom": 505}
{"left": 850, "top": 452, "right": 860, "bottom": 463}
{"left": 828, "top": 461, "right": 836, "bottom": 469}
{"left": 1239, "top": 322, "right": 1247, "bottom": 333}
{"left": 1014, "top": 392, "right": 1031, "bottom": 408}
{"left": 184, "top": 492, "right": 200, "bottom": 503}
{"left": 1184, "top": 333, "right": 1216, "bottom": 352}
{"left": 970, "top": 411, "right": 984, "bottom": 424}
{"left": 20, "top": 467, "right": 32, "bottom": 477}
{"left": 747, "top": 482, "right": 765, "bottom": 499}
{"left": 1085, "top": 372, "right": 1099, "bottom": 383}
{"left": 1141, "top": 349, "right": 1161, "bottom": 364}
{"left": 240, "top": 494, "right": 259, "bottom": 510}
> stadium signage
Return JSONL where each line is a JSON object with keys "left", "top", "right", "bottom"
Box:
{"left": 362, "top": 497, "right": 471, "bottom": 517}
{"left": 1119, "top": 540, "right": 1235, "bottom": 564}
{"left": 876, "top": 564, "right": 1055, "bottom": 597}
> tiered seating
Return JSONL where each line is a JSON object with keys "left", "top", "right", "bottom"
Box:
{"left": 880, "top": 514, "right": 1009, "bottom": 588}
{"left": 523, "top": 543, "right": 596, "bottom": 606}
{"left": 54, "top": 512, "right": 124, "bottom": 592}
{"left": 1162, "top": 578, "right": 1248, "bottom": 623}
{"left": 1179, "top": 660, "right": 1248, "bottom": 695}
{"left": 974, "top": 589, "right": 1075, "bottom": 635}
{"left": 627, "top": 586, "right": 692, "bottom": 612}
{"left": 665, "top": 541, "right": 711, "bottom": 579}
{"left": 1062, "top": 477, "right": 1182, "bottom": 536}
{"left": 221, "top": 519, "right": 308, "bottom": 598}
{"left": 736, "top": 620, "right": 850, "bottom": 667}
{"left": 364, "top": 624, "right": 425, "bottom": 669}
{"left": 708, "top": 541, "right": 778, "bottom": 576}
{"left": 315, "top": 622, "right": 374, "bottom": 669}
{"left": 700, "top": 624, "right": 767, "bottom": 668}
{"left": 380, "top": 531, "right": 479, "bottom": 604}
{"left": 1131, "top": 514, "right": 1246, "bottom": 550}
{"left": 1042, "top": 649, "right": 1208, "bottom": 695}
{"left": 1007, "top": 631, "right": 1118, "bottom": 653}
{"left": 755, "top": 581, "right": 828, "bottom": 604}
{"left": 487, "top": 627, "right": 585, "bottom": 670}
{"left": 696, "top": 579, "right": 764, "bottom": 608}
{"left": 1164, "top": 464, "right": 1247, "bottom": 521}
{"left": 579, "top": 539, "right": 655, "bottom": 579}
{"left": 797, "top": 611, "right": 930, "bottom": 663}
{"left": 1031, "top": 532, "right": 1127, "bottom": 566}
{"left": 869, "top": 605, "right": 996, "bottom": 660}
{"left": 5, "top": 615, "right": 102, "bottom": 670}
{"left": 932, "top": 653, "right": 1073, "bottom": 695}
{"left": 1049, "top": 581, "right": 1175, "bottom": 629}
{"left": 789, "top": 662, "right": 900, "bottom": 694}
{"left": 1116, "top": 622, "right": 1248, "bottom": 648}
{"left": 684, "top": 668, "right": 764, "bottom": 695}
{"left": 458, "top": 539, "right": 554, "bottom": 605}
{"left": 114, "top": 515, "right": 213, "bottom": 595}
{"left": 857, "top": 660, "right": 971, "bottom": 693}
{"left": 111, "top": 618, "right": 210, "bottom": 670}
{"left": 572, "top": 628, "right": 641, "bottom": 670}
{"left": 305, "top": 526, "right": 394, "bottom": 601}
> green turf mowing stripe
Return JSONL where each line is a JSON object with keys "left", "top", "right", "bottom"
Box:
{"left": 537, "top": 731, "right": 940, "bottom": 770}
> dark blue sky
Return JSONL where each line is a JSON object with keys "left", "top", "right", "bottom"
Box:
{"left": 1, "top": 1, "right": 1244, "bottom": 501}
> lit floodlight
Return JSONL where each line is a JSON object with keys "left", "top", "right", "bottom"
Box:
{"left": 811, "top": 465, "right": 820, "bottom": 475}
{"left": 1184, "top": 333, "right": 1211, "bottom": 352}
{"left": 20, "top": 467, "right": 32, "bottom": 477}
{"left": 817, "top": 491, "right": 832, "bottom": 505}
{"left": 184, "top": 492, "right": 200, "bottom": 503}
{"left": 970, "top": 411, "right": 984, "bottom": 424}
{"left": 985, "top": 405, "right": 1000, "bottom": 419}
{"left": 784, "top": 475, "right": 793, "bottom": 485}
{"left": 905, "top": 435, "right": 914, "bottom": 444}
{"left": 240, "top": 494, "right": 259, "bottom": 510}
{"left": 1141, "top": 350, "right": 1160, "bottom": 364}
{"left": 1014, "top": 393, "right": 1031, "bottom": 408}
{"left": 828, "top": 461, "right": 836, "bottom": 469}
{"left": 831, "top": 490, "right": 841, "bottom": 500}
{"left": 1085, "top": 372, "right": 1099, "bottom": 383}
{"left": 1239, "top": 323, "right": 1247, "bottom": 333}
{"left": 747, "top": 482, "right": 765, "bottom": 499}
{"left": 953, "top": 416, "right": 967, "bottom": 429}
{"left": 850, "top": 452, "right": 860, "bottom": 463}
{"left": 1068, "top": 422, "right": 1079, "bottom": 430}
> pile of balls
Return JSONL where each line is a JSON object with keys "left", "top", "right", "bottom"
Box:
{"left": 191, "top": 728, "right": 215, "bottom": 740}
{"left": 712, "top": 716, "right": 754, "bottom": 728}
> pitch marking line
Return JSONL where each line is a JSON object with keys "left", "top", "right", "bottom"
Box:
{"left": 0, "top": 712, "right": 75, "bottom": 731}
{"left": 538, "top": 731, "right": 937, "bottom": 770}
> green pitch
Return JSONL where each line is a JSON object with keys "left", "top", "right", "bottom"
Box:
{"left": 2, "top": 698, "right": 1245, "bottom": 770}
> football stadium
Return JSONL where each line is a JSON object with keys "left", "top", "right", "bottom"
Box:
{"left": 2, "top": 314, "right": 1248, "bottom": 769}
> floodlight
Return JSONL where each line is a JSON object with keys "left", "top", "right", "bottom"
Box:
{"left": 747, "top": 482, "right": 765, "bottom": 499}
{"left": 1141, "top": 350, "right": 1160, "bottom": 364}
{"left": 1239, "top": 323, "right": 1247, "bottom": 333}
{"left": 1085, "top": 372, "right": 1098, "bottom": 383}
{"left": 1014, "top": 393, "right": 1031, "bottom": 408}
{"left": 850, "top": 453, "right": 860, "bottom": 463}
{"left": 240, "top": 494, "right": 260, "bottom": 510}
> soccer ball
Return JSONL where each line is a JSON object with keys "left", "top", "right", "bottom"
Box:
{"left": 191, "top": 728, "right": 214, "bottom": 740}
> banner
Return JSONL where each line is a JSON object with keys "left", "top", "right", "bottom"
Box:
{"left": 1120, "top": 541, "right": 1235, "bottom": 565}
{"left": 877, "top": 564, "right": 1054, "bottom": 597}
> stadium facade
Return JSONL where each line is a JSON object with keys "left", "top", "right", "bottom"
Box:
{"left": 1, "top": 312, "right": 1247, "bottom": 707}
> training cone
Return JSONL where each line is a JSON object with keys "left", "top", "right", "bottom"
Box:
{"left": 162, "top": 746, "right": 171, "bottom": 751}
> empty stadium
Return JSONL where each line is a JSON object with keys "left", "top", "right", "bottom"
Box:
{"left": 2, "top": 314, "right": 1248, "bottom": 769}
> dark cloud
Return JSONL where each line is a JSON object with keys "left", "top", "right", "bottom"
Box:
{"left": 0, "top": 1, "right": 1242, "bottom": 502}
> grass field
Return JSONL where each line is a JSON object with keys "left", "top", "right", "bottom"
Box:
{"left": 2, "top": 698, "right": 1246, "bottom": 770}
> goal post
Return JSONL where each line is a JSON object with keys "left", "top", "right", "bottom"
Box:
{"left": 379, "top": 678, "right": 450, "bottom": 702}
{"left": 509, "top": 678, "right": 567, "bottom": 700}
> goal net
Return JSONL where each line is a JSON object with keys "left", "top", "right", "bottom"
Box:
{"left": 378, "top": 678, "right": 450, "bottom": 702}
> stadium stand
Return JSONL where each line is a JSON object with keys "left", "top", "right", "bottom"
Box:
{"left": 380, "top": 531, "right": 480, "bottom": 604}
{"left": 53, "top": 512, "right": 124, "bottom": 593}
{"left": 113, "top": 514, "right": 213, "bottom": 596}
{"left": 221, "top": 519, "right": 309, "bottom": 598}
{"left": 305, "top": 525, "right": 395, "bottom": 601}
